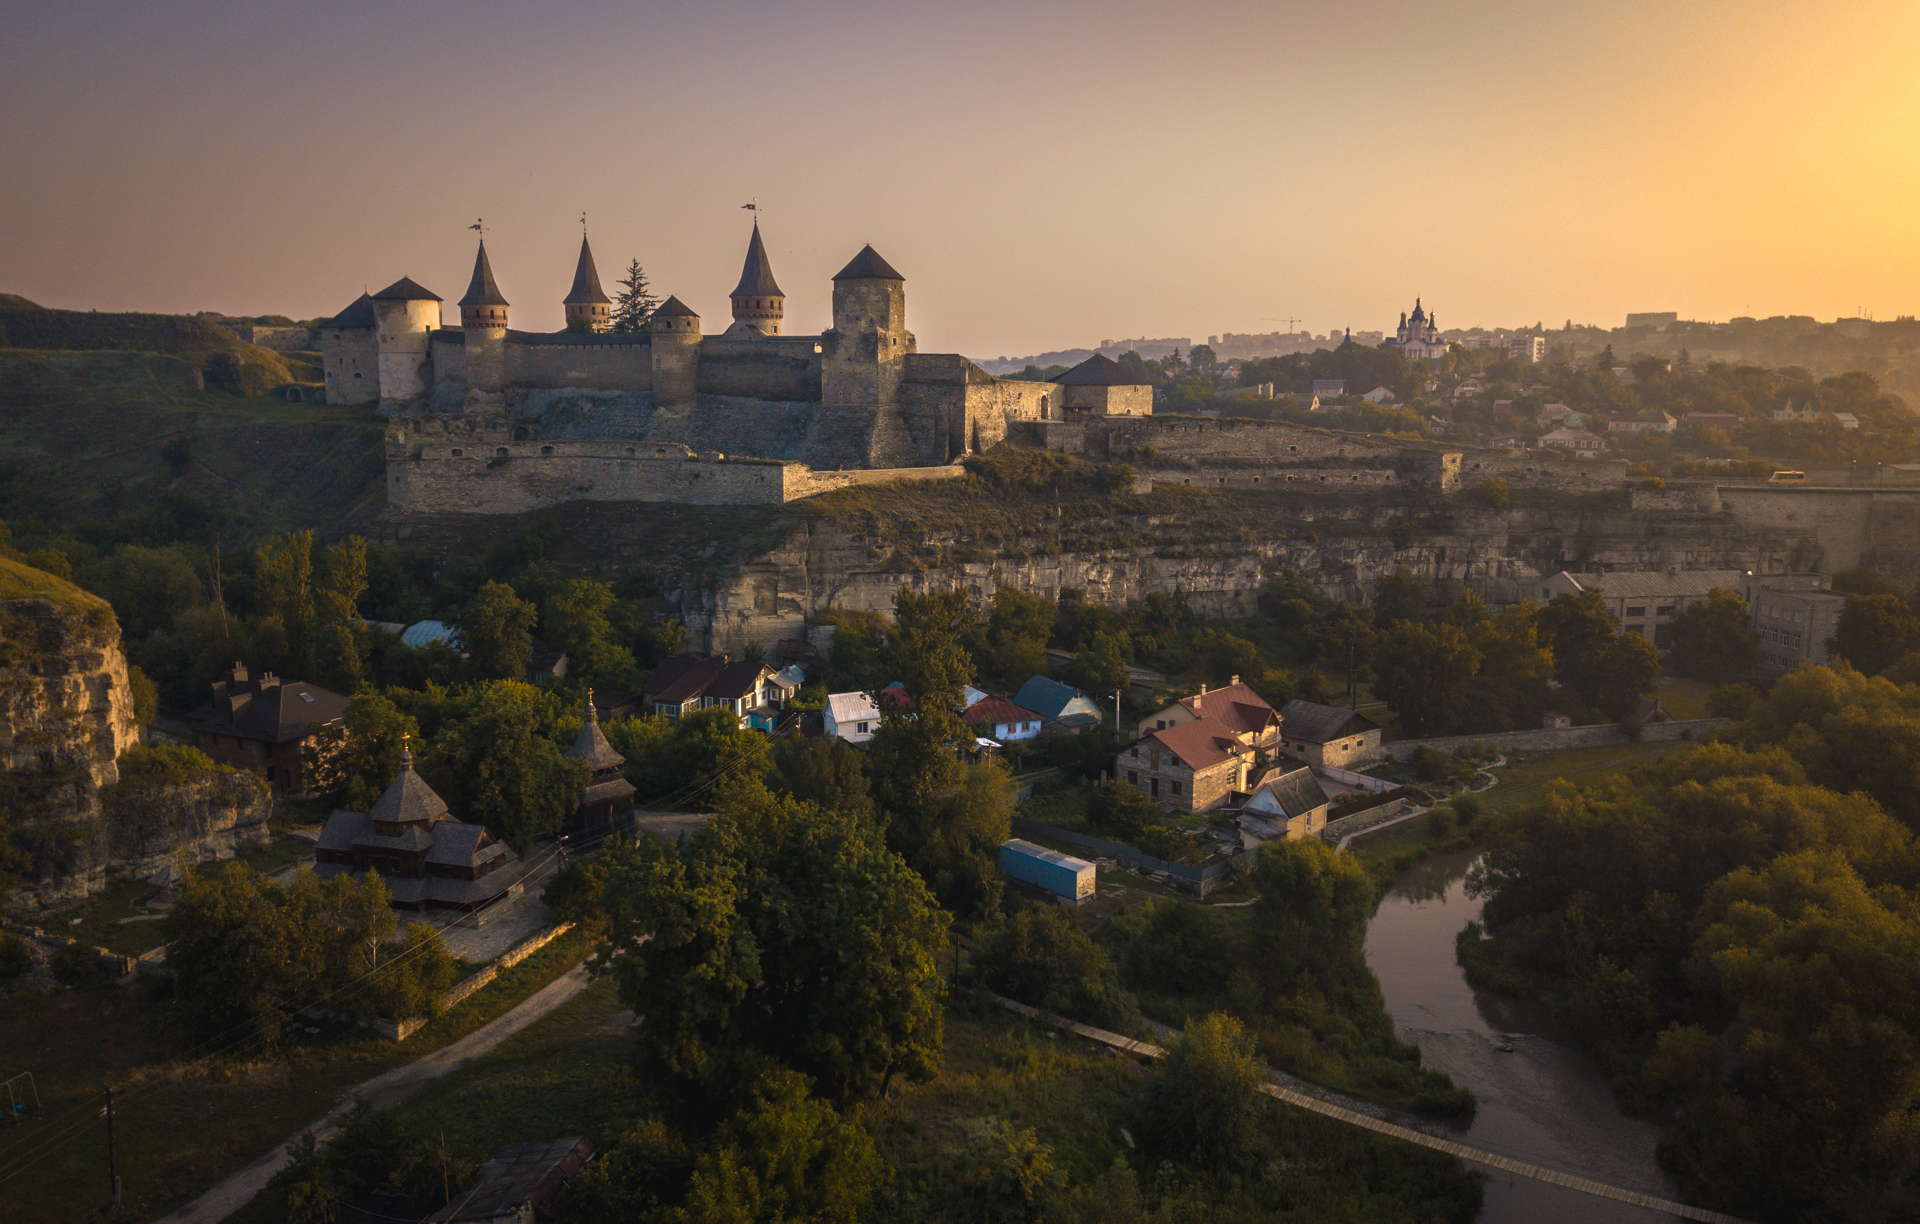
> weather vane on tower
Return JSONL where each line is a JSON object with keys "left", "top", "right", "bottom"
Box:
{"left": 469, "top": 217, "right": 486, "bottom": 238}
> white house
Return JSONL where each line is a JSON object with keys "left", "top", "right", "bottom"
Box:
{"left": 963, "top": 696, "right": 1044, "bottom": 743}
{"left": 1361, "top": 385, "right": 1395, "bottom": 404}
{"left": 825, "top": 691, "right": 881, "bottom": 745}
{"left": 1539, "top": 426, "right": 1607, "bottom": 455}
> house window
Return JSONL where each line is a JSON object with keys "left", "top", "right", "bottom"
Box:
{"left": 1656, "top": 605, "right": 1675, "bottom": 616}
{"left": 856, "top": 721, "right": 870, "bottom": 733}
{"left": 1170, "top": 780, "right": 1182, "bottom": 795}
{"left": 1127, "top": 770, "right": 1138, "bottom": 784}
{"left": 1626, "top": 605, "right": 1646, "bottom": 617}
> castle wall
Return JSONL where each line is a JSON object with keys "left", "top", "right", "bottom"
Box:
{"left": 389, "top": 439, "right": 794, "bottom": 512}
{"left": 321, "top": 327, "right": 377, "bottom": 406}
{"left": 430, "top": 331, "right": 466, "bottom": 386}
{"left": 696, "top": 339, "right": 819, "bottom": 401}
{"left": 959, "top": 376, "right": 1055, "bottom": 454}
{"left": 373, "top": 299, "right": 438, "bottom": 403}
{"left": 506, "top": 337, "right": 653, "bottom": 392}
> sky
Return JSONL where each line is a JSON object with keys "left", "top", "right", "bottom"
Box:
{"left": 4, "top": 0, "right": 1919, "bottom": 358}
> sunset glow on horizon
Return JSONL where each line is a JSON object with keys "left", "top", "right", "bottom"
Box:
{"left": 5, "top": 0, "right": 1919, "bottom": 355}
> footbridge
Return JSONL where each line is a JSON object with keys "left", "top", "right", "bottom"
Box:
{"left": 994, "top": 995, "right": 1753, "bottom": 1224}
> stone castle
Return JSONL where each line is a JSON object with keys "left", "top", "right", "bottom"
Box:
{"left": 321, "top": 224, "right": 1153, "bottom": 510}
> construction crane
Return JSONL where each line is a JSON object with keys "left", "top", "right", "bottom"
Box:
{"left": 1262, "top": 315, "right": 1303, "bottom": 332}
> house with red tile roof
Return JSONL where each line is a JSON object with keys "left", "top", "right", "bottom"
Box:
{"left": 1120, "top": 678, "right": 1284, "bottom": 811}
{"left": 962, "top": 695, "right": 1044, "bottom": 743}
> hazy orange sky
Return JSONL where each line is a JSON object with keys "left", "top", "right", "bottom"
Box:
{"left": 4, "top": 0, "right": 1918, "bottom": 357}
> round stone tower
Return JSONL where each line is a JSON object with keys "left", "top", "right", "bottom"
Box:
{"left": 727, "top": 221, "right": 784, "bottom": 337}
{"left": 649, "top": 295, "right": 701, "bottom": 408}
{"left": 563, "top": 233, "right": 611, "bottom": 333}
{"left": 459, "top": 239, "right": 510, "bottom": 406}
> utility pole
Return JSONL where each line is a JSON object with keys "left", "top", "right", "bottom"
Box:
{"left": 105, "top": 1085, "right": 123, "bottom": 1216}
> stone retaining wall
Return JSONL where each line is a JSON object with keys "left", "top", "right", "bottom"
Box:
{"left": 380, "top": 920, "right": 575, "bottom": 1042}
{"left": 1380, "top": 718, "right": 1726, "bottom": 761}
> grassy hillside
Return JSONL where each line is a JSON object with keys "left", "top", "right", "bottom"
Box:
{"left": 0, "top": 554, "right": 110, "bottom": 611}
{"left": 0, "top": 303, "right": 295, "bottom": 393}
{"left": 0, "top": 349, "right": 386, "bottom": 546}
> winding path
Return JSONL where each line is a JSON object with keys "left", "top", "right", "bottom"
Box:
{"left": 148, "top": 964, "right": 594, "bottom": 1224}
{"left": 994, "top": 995, "right": 1752, "bottom": 1224}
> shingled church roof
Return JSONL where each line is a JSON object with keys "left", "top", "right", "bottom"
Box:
{"left": 459, "top": 240, "right": 510, "bottom": 308}
{"left": 369, "top": 741, "right": 451, "bottom": 826}
{"left": 563, "top": 235, "right": 611, "bottom": 305}
{"left": 566, "top": 691, "right": 626, "bottom": 772}
{"left": 731, "top": 223, "right": 784, "bottom": 298}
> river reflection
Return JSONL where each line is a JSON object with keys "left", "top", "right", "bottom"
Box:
{"left": 1364, "top": 850, "right": 1686, "bottom": 1223}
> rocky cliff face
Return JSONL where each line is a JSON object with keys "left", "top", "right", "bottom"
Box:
{"left": 0, "top": 561, "right": 269, "bottom": 907}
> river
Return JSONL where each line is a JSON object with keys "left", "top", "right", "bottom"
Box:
{"left": 1364, "top": 849, "right": 1686, "bottom": 1223}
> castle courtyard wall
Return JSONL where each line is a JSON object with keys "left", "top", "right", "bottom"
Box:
{"left": 505, "top": 337, "right": 653, "bottom": 392}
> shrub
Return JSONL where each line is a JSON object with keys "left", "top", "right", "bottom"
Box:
{"left": 0, "top": 935, "right": 34, "bottom": 982}
{"left": 49, "top": 941, "right": 111, "bottom": 984}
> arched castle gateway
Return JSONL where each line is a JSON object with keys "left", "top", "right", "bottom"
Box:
{"left": 320, "top": 222, "right": 1153, "bottom": 510}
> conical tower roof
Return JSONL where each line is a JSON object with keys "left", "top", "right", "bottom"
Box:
{"left": 731, "top": 222, "right": 784, "bottom": 298}
{"left": 566, "top": 690, "right": 626, "bottom": 771}
{"left": 369, "top": 737, "right": 450, "bottom": 826}
{"left": 833, "top": 244, "right": 904, "bottom": 281}
{"left": 371, "top": 276, "right": 441, "bottom": 302}
{"left": 652, "top": 295, "right": 698, "bottom": 319}
{"left": 564, "top": 235, "right": 610, "bottom": 305}
{"left": 459, "top": 240, "right": 509, "bottom": 308}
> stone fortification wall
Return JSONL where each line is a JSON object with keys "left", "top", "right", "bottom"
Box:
{"left": 698, "top": 339, "right": 820, "bottom": 402}
{"left": 961, "top": 375, "right": 1055, "bottom": 454}
{"left": 1456, "top": 450, "right": 1628, "bottom": 493}
{"left": 506, "top": 335, "right": 652, "bottom": 392}
{"left": 785, "top": 464, "right": 966, "bottom": 498}
{"left": 389, "top": 438, "right": 796, "bottom": 513}
{"left": 320, "top": 327, "right": 377, "bottom": 406}
{"left": 1150, "top": 464, "right": 1400, "bottom": 491}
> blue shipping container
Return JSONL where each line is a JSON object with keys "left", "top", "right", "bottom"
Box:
{"left": 997, "top": 838, "right": 1096, "bottom": 904}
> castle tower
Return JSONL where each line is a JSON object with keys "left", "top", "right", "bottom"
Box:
{"left": 368, "top": 276, "right": 442, "bottom": 404}
{"left": 563, "top": 233, "right": 611, "bottom": 333}
{"left": 459, "top": 239, "right": 510, "bottom": 406}
{"left": 649, "top": 295, "right": 701, "bottom": 408}
{"left": 822, "top": 244, "right": 914, "bottom": 409}
{"left": 726, "top": 221, "right": 785, "bottom": 337}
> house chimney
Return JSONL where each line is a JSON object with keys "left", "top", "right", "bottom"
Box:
{"left": 1197, "top": 682, "right": 1208, "bottom": 699}
{"left": 1231, "top": 674, "right": 1241, "bottom": 687}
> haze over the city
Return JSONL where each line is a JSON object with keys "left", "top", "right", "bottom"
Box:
{"left": 5, "top": 0, "right": 1917, "bottom": 355}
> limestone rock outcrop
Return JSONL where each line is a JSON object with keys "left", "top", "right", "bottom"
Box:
{"left": 0, "top": 559, "right": 269, "bottom": 907}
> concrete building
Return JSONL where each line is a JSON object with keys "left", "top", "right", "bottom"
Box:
{"left": 1241, "top": 765, "right": 1333, "bottom": 840}
{"left": 1750, "top": 585, "right": 1848, "bottom": 672}
{"left": 1274, "top": 700, "right": 1383, "bottom": 768}
{"left": 1625, "top": 311, "right": 1679, "bottom": 330}
{"left": 188, "top": 663, "right": 348, "bottom": 794}
{"left": 1539, "top": 569, "right": 1749, "bottom": 646}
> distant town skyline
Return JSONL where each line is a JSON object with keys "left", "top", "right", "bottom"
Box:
{"left": 4, "top": 0, "right": 1917, "bottom": 357}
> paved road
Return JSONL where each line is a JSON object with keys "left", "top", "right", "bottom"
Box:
{"left": 148, "top": 963, "right": 595, "bottom": 1224}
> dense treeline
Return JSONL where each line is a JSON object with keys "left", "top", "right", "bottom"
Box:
{"left": 1466, "top": 664, "right": 1920, "bottom": 1221}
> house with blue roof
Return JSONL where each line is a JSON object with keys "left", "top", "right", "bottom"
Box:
{"left": 1014, "top": 675, "right": 1104, "bottom": 730}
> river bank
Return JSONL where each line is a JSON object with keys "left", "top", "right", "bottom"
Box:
{"left": 1365, "top": 849, "right": 1686, "bottom": 1224}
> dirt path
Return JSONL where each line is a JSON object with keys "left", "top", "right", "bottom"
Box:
{"left": 148, "top": 963, "right": 594, "bottom": 1224}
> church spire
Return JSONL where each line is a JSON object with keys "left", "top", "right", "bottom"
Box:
{"left": 728, "top": 219, "right": 785, "bottom": 336}
{"left": 564, "top": 229, "right": 611, "bottom": 332}
{"left": 459, "top": 236, "right": 509, "bottom": 328}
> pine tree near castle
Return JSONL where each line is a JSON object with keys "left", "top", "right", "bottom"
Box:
{"left": 611, "top": 259, "right": 661, "bottom": 333}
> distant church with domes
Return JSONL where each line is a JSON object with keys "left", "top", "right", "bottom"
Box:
{"left": 1385, "top": 298, "right": 1449, "bottom": 361}
{"left": 319, "top": 221, "right": 1149, "bottom": 497}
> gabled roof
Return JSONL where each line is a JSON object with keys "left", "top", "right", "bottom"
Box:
{"left": 564, "top": 235, "right": 611, "bottom": 305}
{"left": 652, "top": 295, "right": 698, "bottom": 318}
{"left": 1147, "top": 719, "right": 1248, "bottom": 772}
{"left": 1014, "top": 675, "right": 1098, "bottom": 721}
{"left": 645, "top": 655, "right": 771, "bottom": 706}
{"left": 459, "top": 240, "right": 509, "bottom": 308}
{"left": 1173, "top": 682, "right": 1280, "bottom": 737}
{"left": 325, "top": 294, "right": 376, "bottom": 328}
{"left": 962, "top": 696, "right": 1043, "bottom": 727}
{"left": 1276, "top": 699, "right": 1379, "bottom": 744}
{"left": 833, "top": 244, "right": 904, "bottom": 281}
{"left": 827, "top": 691, "right": 880, "bottom": 726}
{"left": 190, "top": 668, "right": 349, "bottom": 744}
{"left": 1058, "top": 353, "right": 1148, "bottom": 386}
{"left": 731, "top": 223, "right": 784, "bottom": 298}
{"left": 1249, "top": 765, "right": 1331, "bottom": 818}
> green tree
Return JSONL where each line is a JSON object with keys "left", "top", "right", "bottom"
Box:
{"left": 87, "top": 544, "right": 202, "bottom": 639}
{"left": 1592, "top": 631, "right": 1662, "bottom": 721}
{"left": 588, "top": 795, "right": 947, "bottom": 1117}
{"left": 1371, "top": 568, "right": 1429, "bottom": 626}
{"left": 315, "top": 536, "right": 368, "bottom": 691}
{"left": 971, "top": 904, "right": 1138, "bottom": 1030}
{"left": 304, "top": 692, "right": 422, "bottom": 812}
{"left": 460, "top": 580, "right": 537, "bottom": 681}
{"left": 1250, "top": 838, "right": 1375, "bottom": 993}
{"left": 1831, "top": 593, "right": 1920, "bottom": 675}
{"left": 974, "top": 587, "right": 1054, "bottom": 686}
{"left": 256, "top": 530, "right": 319, "bottom": 677}
{"left": 1372, "top": 620, "right": 1481, "bottom": 735}
{"left": 1667, "top": 588, "right": 1762, "bottom": 683}
{"left": 1138, "top": 1013, "right": 1265, "bottom": 1171}
{"left": 424, "top": 681, "right": 586, "bottom": 851}
{"left": 544, "top": 578, "right": 638, "bottom": 686}
{"left": 676, "top": 1070, "right": 884, "bottom": 1224}
{"left": 1539, "top": 588, "right": 1657, "bottom": 716}
{"left": 610, "top": 259, "right": 661, "bottom": 333}
{"left": 769, "top": 735, "right": 876, "bottom": 825}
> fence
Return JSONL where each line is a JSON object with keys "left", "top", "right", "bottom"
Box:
{"left": 378, "top": 921, "right": 575, "bottom": 1042}
{"left": 1316, "top": 763, "right": 1400, "bottom": 794}
{"left": 1011, "top": 818, "right": 1245, "bottom": 898}
{"left": 1379, "top": 718, "right": 1726, "bottom": 762}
